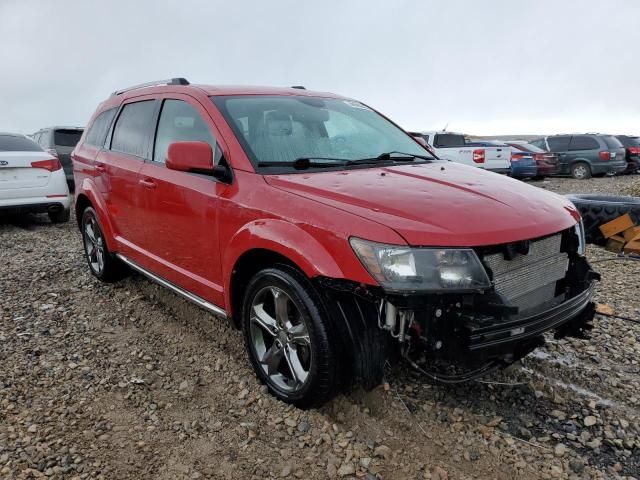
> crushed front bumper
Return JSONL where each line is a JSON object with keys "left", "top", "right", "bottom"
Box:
{"left": 465, "top": 285, "right": 593, "bottom": 353}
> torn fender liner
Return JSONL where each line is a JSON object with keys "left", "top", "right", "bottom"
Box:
{"left": 315, "top": 277, "right": 387, "bottom": 390}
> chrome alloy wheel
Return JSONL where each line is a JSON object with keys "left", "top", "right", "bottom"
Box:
{"left": 249, "top": 286, "right": 312, "bottom": 392}
{"left": 83, "top": 215, "right": 105, "bottom": 275}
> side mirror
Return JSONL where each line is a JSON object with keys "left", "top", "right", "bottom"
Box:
{"left": 166, "top": 141, "right": 213, "bottom": 173}
{"left": 166, "top": 141, "right": 232, "bottom": 182}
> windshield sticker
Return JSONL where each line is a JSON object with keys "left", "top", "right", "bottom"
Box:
{"left": 343, "top": 100, "right": 371, "bottom": 110}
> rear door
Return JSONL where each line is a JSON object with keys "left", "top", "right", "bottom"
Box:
{"left": 99, "top": 98, "right": 157, "bottom": 259}
{"left": 138, "top": 95, "right": 227, "bottom": 306}
{"left": 0, "top": 135, "right": 55, "bottom": 201}
{"left": 546, "top": 136, "right": 572, "bottom": 173}
{"left": 566, "top": 135, "right": 599, "bottom": 168}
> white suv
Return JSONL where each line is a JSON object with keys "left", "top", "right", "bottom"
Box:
{"left": 0, "top": 133, "right": 70, "bottom": 223}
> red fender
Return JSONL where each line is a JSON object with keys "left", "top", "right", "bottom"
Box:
{"left": 76, "top": 178, "right": 118, "bottom": 252}
{"left": 222, "top": 219, "right": 363, "bottom": 312}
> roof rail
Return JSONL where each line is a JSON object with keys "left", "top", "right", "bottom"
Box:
{"left": 111, "top": 77, "right": 190, "bottom": 97}
{"left": 291, "top": 85, "right": 306, "bottom": 90}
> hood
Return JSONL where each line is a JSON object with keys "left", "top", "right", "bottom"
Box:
{"left": 265, "top": 162, "right": 580, "bottom": 247}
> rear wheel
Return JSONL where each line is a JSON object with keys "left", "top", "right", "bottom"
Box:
{"left": 81, "top": 207, "right": 127, "bottom": 282}
{"left": 48, "top": 208, "right": 70, "bottom": 224}
{"left": 571, "top": 162, "right": 591, "bottom": 179}
{"left": 242, "top": 267, "right": 338, "bottom": 408}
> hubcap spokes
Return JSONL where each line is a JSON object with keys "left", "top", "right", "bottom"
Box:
{"left": 249, "top": 286, "right": 311, "bottom": 392}
{"left": 84, "top": 217, "right": 104, "bottom": 274}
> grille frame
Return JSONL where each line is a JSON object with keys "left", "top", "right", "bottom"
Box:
{"left": 481, "top": 233, "right": 569, "bottom": 314}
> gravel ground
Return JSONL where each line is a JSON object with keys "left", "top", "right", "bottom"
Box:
{"left": 1, "top": 174, "right": 639, "bottom": 480}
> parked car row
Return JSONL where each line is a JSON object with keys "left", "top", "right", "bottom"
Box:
{"left": 410, "top": 131, "right": 638, "bottom": 180}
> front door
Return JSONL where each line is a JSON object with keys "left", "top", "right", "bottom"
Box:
{"left": 138, "top": 97, "right": 227, "bottom": 307}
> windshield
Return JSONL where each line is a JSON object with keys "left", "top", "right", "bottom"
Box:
{"left": 211, "top": 95, "right": 430, "bottom": 172}
{"left": 510, "top": 142, "right": 546, "bottom": 153}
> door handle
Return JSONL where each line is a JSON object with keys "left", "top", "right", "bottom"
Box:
{"left": 95, "top": 164, "right": 106, "bottom": 172}
{"left": 139, "top": 178, "right": 156, "bottom": 189}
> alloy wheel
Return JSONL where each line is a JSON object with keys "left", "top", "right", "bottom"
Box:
{"left": 249, "top": 286, "right": 312, "bottom": 393}
{"left": 83, "top": 215, "right": 105, "bottom": 275}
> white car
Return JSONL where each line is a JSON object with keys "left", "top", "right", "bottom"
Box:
{"left": 0, "top": 132, "right": 71, "bottom": 223}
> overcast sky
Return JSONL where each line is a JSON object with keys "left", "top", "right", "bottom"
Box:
{"left": 1, "top": 0, "right": 638, "bottom": 136}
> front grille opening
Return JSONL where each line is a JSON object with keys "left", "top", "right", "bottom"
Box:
{"left": 479, "top": 230, "right": 575, "bottom": 317}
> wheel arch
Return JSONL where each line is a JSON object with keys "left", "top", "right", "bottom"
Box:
{"left": 223, "top": 219, "right": 351, "bottom": 325}
{"left": 74, "top": 181, "right": 118, "bottom": 251}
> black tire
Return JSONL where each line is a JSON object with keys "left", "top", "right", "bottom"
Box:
{"left": 571, "top": 162, "right": 591, "bottom": 179}
{"left": 48, "top": 208, "right": 70, "bottom": 224}
{"left": 241, "top": 266, "right": 339, "bottom": 408}
{"left": 80, "top": 207, "right": 128, "bottom": 282}
{"left": 565, "top": 194, "right": 640, "bottom": 245}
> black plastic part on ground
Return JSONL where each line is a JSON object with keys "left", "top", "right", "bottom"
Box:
{"left": 565, "top": 194, "right": 640, "bottom": 245}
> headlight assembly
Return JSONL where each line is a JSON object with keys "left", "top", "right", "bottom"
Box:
{"left": 350, "top": 237, "right": 491, "bottom": 292}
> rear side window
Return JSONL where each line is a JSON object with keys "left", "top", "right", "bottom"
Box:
{"left": 601, "top": 135, "right": 623, "bottom": 149}
{"left": 86, "top": 108, "right": 117, "bottom": 147}
{"left": 0, "top": 135, "right": 43, "bottom": 152}
{"left": 153, "top": 100, "right": 219, "bottom": 164}
{"left": 547, "top": 136, "right": 571, "bottom": 151}
{"left": 569, "top": 135, "right": 599, "bottom": 151}
{"left": 111, "top": 101, "right": 156, "bottom": 158}
{"left": 54, "top": 129, "right": 83, "bottom": 147}
{"left": 434, "top": 133, "right": 465, "bottom": 148}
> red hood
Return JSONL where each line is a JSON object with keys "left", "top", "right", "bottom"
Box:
{"left": 265, "top": 162, "right": 580, "bottom": 247}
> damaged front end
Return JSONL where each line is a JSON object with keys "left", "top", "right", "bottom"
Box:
{"left": 316, "top": 224, "right": 599, "bottom": 388}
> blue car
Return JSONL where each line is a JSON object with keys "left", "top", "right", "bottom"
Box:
{"left": 467, "top": 140, "right": 537, "bottom": 179}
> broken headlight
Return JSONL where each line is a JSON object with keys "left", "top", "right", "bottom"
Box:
{"left": 350, "top": 237, "right": 491, "bottom": 292}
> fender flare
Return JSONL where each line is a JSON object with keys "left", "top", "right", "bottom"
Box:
{"left": 222, "top": 219, "right": 347, "bottom": 309}
{"left": 76, "top": 179, "right": 118, "bottom": 252}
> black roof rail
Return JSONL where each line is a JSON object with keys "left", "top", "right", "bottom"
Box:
{"left": 111, "top": 77, "right": 190, "bottom": 97}
{"left": 291, "top": 85, "right": 306, "bottom": 90}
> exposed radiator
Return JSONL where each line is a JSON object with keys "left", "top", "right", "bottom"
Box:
{"left": 483, "top": 234, "right": 569, "bottom": 313}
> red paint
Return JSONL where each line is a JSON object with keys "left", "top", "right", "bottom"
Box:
{"left": 166, "top": 141, "right": 213, "bottom": 172}
{"left": 73, "top": 84, "right": 579, "bottom": 317}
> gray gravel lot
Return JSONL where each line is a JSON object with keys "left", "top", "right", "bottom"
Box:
{"left": 1, "top": 175, "right": 639, "bottom": 479}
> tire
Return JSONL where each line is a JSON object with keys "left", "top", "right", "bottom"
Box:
{"left": 80, "top": 207, "right": 128, "bottom": 282}
{"left": 241, "top": 266, "right": 339, "bottom": 408}
{"left": 565, "top": 194, "right": 640, "bottom": 245}
{"left": 48, "top": 208, "right": 70, "bottom": 224}
{"left": 571, "top": 162, "right": 591, "bottom": 179}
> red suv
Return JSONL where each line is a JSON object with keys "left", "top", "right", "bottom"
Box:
{"left": 73, "top": 78, "right": 598, "bottom": 407}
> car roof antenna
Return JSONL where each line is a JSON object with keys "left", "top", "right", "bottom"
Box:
{"left": 443, "top": 123, "right": 448, "bottom": 132}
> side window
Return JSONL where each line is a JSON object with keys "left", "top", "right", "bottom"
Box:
{"left": 86, "top": 108, "right": 117, "bottom": 147}
{"left": 530, "top": 139, "right": 547, "bottom": 151}
{"left": 569, "top": 135, "right": 599, "bottom": 151}
{"left": 111, "top": 100, "right": 156, "bottom": 158}
{"left": 434, "top": 134, "right": 465, "bottom": 148}
{"left": 153, "top": 99, "right": 219, "bottom": 164}
{"left": 547, "top": 136, "right": 571, "bottom": 152}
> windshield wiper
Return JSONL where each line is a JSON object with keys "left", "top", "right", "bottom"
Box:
{"left": 376, "top": 151, "right": 434, "bottom": 161}
{"left": 257, "top": 157, "right": 348, "bottom": 170}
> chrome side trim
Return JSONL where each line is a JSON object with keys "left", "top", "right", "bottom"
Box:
{"left": 116, "top": 254, "right": 227, "bottom": 319}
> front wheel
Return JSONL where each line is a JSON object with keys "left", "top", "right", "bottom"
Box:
{"left": 241, "top": 267, "right": 339, "bottom": 408}
{"left": 81, "top": 207, "right": 128, "bottom": 282}
{"left": 571, "top": 162, "right": 591, "bottom": 179}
